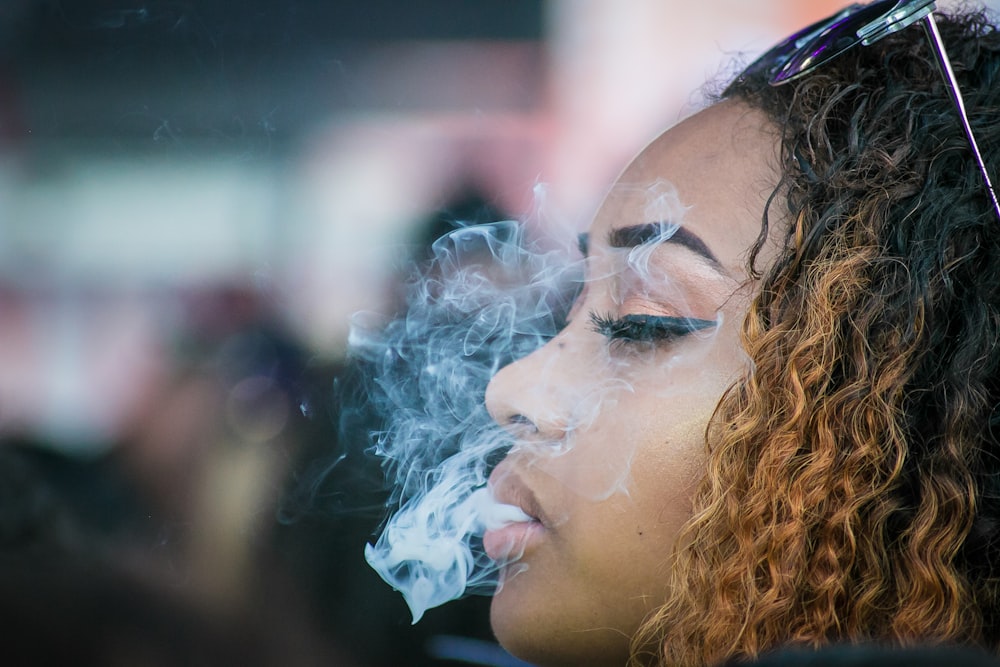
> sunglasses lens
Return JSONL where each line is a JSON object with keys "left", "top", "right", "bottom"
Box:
{"left": 741, "top": 0, "right": 936, "bottom": 86}
{"left": 738, "top": 4, "right": 862, "bottom": 83}
{"left": 770, "top": 0, "right": 902, "bottom": 84}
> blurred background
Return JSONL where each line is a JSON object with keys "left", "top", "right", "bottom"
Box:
{"left": 1, "top": 1, "right": 997, "bottom": 665}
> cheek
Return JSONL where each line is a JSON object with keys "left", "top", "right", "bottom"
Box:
{"left": 627, "top": 398, "right": 713, "bottom": 512}
{"left": 616, "top": 349, "right": 742, "bottom": 528}
{"left": 555, "top": 336, "right": 742, "bottom": 500}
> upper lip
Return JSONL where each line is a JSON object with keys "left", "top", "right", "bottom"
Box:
{"left": 488, "top": 462, "right": 547, "bottom": 528}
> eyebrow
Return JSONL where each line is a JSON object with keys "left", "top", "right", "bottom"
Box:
{"left": 609, "top": 221, "right": 720, "bottom": 264}
{"left": 577, "top": 222, "right": 722, "bottom": 270}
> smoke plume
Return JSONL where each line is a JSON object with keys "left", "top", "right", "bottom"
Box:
{"left": 352, "top": 220, "right": 577, "bottom": 621}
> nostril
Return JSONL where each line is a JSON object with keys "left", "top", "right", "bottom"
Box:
{"left": 508, "top": 413, "right": 538, "bottom": 433}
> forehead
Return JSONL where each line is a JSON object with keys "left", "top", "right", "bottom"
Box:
{"left": 591, "top": 99, "right": 780, "bottom": 278}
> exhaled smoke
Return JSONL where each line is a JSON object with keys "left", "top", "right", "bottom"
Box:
{"left": 351, "top": 221, "right": 579, "bottom": 622}
{"left": 354, "top": 180, "right": 724, "bottom": 622}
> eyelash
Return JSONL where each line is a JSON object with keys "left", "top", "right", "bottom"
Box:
{"left": 589, "top": 312, "right": 717, "bottom": 346}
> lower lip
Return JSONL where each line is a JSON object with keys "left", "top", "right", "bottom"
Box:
{"left": 483, "top": 520, "right": 545, "bottom": 561}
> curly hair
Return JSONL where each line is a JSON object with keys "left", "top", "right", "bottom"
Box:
{"left": 631, "top": 7, "right": 1000, "bottom": 667}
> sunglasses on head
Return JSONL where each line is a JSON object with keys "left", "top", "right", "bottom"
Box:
{"left": 744, "top": 0, "right": 1000, "bottom": 221}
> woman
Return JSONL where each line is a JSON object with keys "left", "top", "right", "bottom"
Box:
{"left": 481, "top": 2, "right": 1000, "bottom": 666}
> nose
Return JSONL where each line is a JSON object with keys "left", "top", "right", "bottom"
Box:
{"left": 484, "top": 330, "right": 578, "bottom": 440}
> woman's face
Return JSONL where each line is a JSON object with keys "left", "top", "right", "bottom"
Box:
{"left": 483, "top": 99, "right": 781, "bottom": 666}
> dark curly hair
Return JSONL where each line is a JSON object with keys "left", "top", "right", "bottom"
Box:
{"left": 632, "top": 6, "right": 1000, "bottom": 666}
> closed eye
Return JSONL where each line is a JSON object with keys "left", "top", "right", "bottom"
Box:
{"left": 589, "top": 312, "right": 717, "bottom": 346}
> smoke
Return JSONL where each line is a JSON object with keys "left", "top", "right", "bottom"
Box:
{"left": 356, "top": 180, "right": 727, "bottom": 622}
{"left": 352, "top": 220, "right": 578, "bottom": 622}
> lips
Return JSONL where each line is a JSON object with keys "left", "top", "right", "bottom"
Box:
{"left": 483, "top": 464, "right": 548, "bottom": 561}
{"left": 483, "top": 520, "right": 545, "bottom": 561}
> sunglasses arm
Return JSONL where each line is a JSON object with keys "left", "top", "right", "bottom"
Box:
{"left": 921, "top": 13, "right": 1000, "bottom": 221}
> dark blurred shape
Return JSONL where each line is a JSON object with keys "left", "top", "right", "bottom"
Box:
{"left": 5, "top": 1, "right": 545, "bottom": 149}
{"left": 725, "top": 644, "right": 1000, "bottom": 667}
{"left": 17, "top": 0, "right": 543, "bottom": 59}
{"left": 274, "top": 357, "right": 507, "bottom": 667}
{"left": 0, "top": 445, "right": 354, "bottom": 667}
{"left": 411, "top": 189, "right": 512, "bottom": 263}
{"left": 273, "top": 191, "right": 522, "bottom": 666}
{"left": 0, "top": 445, "right": 83, "bottom": 550}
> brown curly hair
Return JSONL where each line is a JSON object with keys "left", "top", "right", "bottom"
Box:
{"left": 631, "top": 7, "right": 1000, "bottom": 666}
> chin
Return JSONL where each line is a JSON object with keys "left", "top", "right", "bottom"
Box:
{"left": 489, "top": 573, "right": 631, "bottom": 667}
